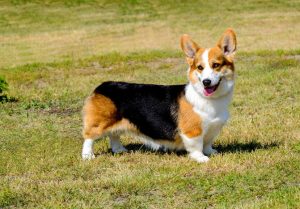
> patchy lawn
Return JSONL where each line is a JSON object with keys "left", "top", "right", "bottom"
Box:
{"left": 0, "top": 0, "right": 300, "bottom": 208}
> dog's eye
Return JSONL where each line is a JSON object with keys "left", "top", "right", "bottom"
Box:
{"left": 197, "top": 65, "right": 204, "bottom": 70}
{"left": 212, "top": 63, "right": 220, "bottom": 68}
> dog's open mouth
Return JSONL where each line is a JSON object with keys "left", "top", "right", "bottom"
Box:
{"left": 203, "top": 79, "right": 221, "bottom": 96}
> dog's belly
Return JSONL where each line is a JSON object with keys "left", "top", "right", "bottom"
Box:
{"left": 139, "top": 136, "right": 185, "bottom": 151}
{"left": 118, "top": 130, "right": 185, "bottom": 151}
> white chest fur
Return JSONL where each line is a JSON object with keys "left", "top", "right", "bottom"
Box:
{"left": 185, "top": 83, "right": 233, "bottom": 139}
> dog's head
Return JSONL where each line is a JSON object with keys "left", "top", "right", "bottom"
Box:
{"left": 181, "top": 28, "right": 237, "bottom": 98}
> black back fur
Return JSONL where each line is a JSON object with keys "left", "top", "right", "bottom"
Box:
{"left": 94, "top": 81, "right": 186, "bottom": 140}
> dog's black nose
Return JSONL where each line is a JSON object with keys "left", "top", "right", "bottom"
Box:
{"left": 202, "top": 79, "right": 211, "bottom": 87}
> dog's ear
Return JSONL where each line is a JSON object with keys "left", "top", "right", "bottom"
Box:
{"left": 217, "top": 28, "right": 237, "bottom": 61}
{"left": 180, "top": 34, "right": 199, "bottom": 59}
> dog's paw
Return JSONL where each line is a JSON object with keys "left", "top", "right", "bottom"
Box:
{"left": 112, "top": 146, "right": 128, "bottom": 154}
{"left": 203, "top": 147, "right": 218, "bottom": 156}
{"left": 189, "top": 152, "right": 210, "bottom": 163}
{"left": 82, "top": 153, "right": 95, "bottom": 160}
{"left": 194, "top": 155, "right": 210, "bottom": 163}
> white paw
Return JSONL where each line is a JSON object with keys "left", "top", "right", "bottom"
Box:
{"left": 112, "top": 146, "right": 128, "bottom": 154}
{"left": 82, "top": 139, "right": 95, "bottom": 160}
{"left": 189, "top": 152, "right": 210, "bottom": 163}
{"left": 194, "top": 155, "right": 210, "bottom": 163}
{"left": 203, "top": 147, "right": 218, "bottom": 156}
{"left": 82, "top": 153, "right": 95, "bottom": 160}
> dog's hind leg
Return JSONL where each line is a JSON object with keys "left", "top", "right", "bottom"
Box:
{"left": 82, "top": 139, "right": 96, "bottom": 160}
{"left": 109, "top": 133, "right": 128, "bottom": 154}
{"left": 82, "top": 125, "right": 104, "bottom": 160}
{"left": 81, "top": 93, "right": 119, "bottom": 160}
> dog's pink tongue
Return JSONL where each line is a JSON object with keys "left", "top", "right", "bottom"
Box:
{"left": 204, "top": 87, "right": 215, "bottom": 96}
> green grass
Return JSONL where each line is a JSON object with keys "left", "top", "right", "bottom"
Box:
{"left": 0, "top": 0, "right": 300, "bottom": 208}
{"left": 1, "top": 50, "right": 299, "bottom": 208}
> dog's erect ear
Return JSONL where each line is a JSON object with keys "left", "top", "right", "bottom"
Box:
{"left": 180, "top": 34, "right": 199, "bottom": 59}
{"left": 217, "top": 28, "right": 237, "bottom": 60}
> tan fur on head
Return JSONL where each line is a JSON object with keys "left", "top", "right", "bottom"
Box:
{"left": 181, "top": 28, "right": 237, "bottom": 64}
{"left": 180, "top": 28, "right": 236, "bottom": 84}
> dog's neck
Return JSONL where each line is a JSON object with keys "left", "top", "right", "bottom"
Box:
{"left": 184, "top": 83, "right": 233, "bottom": 116}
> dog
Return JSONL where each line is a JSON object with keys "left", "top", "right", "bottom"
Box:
{"left": 81, "top": 28, "right": 237, "bottom": 163}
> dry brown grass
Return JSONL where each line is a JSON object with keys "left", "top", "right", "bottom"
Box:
{"left": 0, "top": 1, "right": 299, "bottom": 67}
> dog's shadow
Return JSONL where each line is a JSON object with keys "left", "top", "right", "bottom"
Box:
{"left": 121, "top": 140, "right": 279, "bottom": 156}
{"left": 215, "top": 141, "right": 279, "bottom": 154}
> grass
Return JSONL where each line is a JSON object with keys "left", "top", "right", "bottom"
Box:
{"left": 0, "top": 0, "right": 300, "bottom": 208}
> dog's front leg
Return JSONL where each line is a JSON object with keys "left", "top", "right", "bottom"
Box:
{"left": 203, "top": 118, "right": 227, "bottom": 156}
{"left": 181, "top": 134, "right": 209, "bottom": 163}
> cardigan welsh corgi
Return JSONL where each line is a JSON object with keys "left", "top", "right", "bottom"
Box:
{"left": 81, "top": 28, "right": 237, "bottom": 163}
